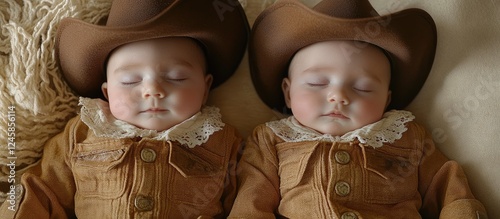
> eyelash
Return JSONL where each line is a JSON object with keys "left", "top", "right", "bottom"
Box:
{"left": 120, "top": 78, "right": 187, "bottom": 85}
{"left": 353, "top": 87, "right": 372, "bottom": 92}
{"left": 121, "top": 81, "right": 139, "bottom": 85}
{"left": 168, "top": 78, "right": 187, "bottom": 82}
{"left": 305, "top": 83, "right": 372, "bottom": 92}
{"left": 306, "top": 83, "right": 327, "bottom": 87}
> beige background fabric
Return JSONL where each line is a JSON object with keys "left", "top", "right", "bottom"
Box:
{"left": 1, "top": 0, "right": 499, "bottom": 218}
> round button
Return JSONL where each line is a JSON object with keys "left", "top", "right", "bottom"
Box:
{"left": 341, "top": 211, "right": 358, "bottom": 219}
{"left": 135, "top": 195, "right": 154, "bottom": 211}
{"left": 335, "top": 181, "right": 351, "bottom": 196}
{"left": 335, "top": 150, "right": 350, "bottom": 164}
{"left": 140, "top": 148, "right": 156, "bottom": 163}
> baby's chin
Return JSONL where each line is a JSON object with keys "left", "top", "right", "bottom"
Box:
{"left": 139, "top": 124, "right": 175, "bottom": 132}
{"left": 125, "top": 118, "right": 184, "bottom": 131}
{"left": 316, "top": 128, "right": 352, "bottom": 137}
{"left": 310, "top": 122, "right": 369, "bottom": 137}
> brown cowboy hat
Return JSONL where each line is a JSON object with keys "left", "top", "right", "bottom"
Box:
{"left": 250, "top": 0, "right": 437, "bottom": 110}
{"left": 56, "top": 0, "right": 249, "bottom": 98}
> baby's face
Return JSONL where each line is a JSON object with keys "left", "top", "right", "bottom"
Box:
{"left": 102, "top": 37, "right": 212, "bottom": 131}
{"left": 283, "top": 41, "right": 391, "bottom": 136}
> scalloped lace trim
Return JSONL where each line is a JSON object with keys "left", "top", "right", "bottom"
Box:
{"left": 78, "top": 97, "right": 224, "bottom": 148}
{"left": 266, "top": 110, "right": 415, "bottom": 148}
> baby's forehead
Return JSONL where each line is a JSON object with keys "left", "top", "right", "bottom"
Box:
{"left": 105, "top": 37, "right": 208, "bottom": 74}
{"left": 287, "top": 41, "right": 391, "bottom": 81}
{"left": 291, "top": 41, "right": 388, "bottom": 62}
{"left": 108, "top": 37, "right": 205, "bottom": 58}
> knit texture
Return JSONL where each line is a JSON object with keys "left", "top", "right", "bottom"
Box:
{"left": 0, "top": 0, "right": 111, "bottom": 202}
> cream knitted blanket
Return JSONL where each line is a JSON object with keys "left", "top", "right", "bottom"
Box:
{"left": 0, "top": 0, "right": 111, "bottom": 201}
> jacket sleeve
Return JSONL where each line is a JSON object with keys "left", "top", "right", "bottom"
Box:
{"left": 0, "top": 116, "right": 82, "bottom": 219}
{"left": 228, "top": 124, "right": 280, "bottom": 218}
{"left": 415, "top": 123, "right": 488, "bottom": 219}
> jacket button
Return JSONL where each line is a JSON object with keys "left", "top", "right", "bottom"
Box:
{"left": 335, "top": 181, "right": 351, "bottom": 196}
{"left": 335, "top": 150, "right": 350, "bottom": 164}
{"left": 140, "top": 148, "right": 157, "bottom": 163}
{"left": 134, "top": 195, "right": 154, "bottom": 211}
{"left": 341, "top": 211, "right": 358, "bottom": 219}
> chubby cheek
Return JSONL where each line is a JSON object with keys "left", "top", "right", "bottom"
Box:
{"left": 107, "top": 92, "right": 136, "bottom": 120}
{"left": 289, "top": 90, "right": 323, "bottom": 121}
{"left": 170, "top": 89, "right": 205, "bottom": 114}
{"left": 352, "top": 98, "right": 386, "bottom": 124}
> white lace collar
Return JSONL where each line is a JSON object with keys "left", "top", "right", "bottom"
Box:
{"left": 266, "top": 110, "right": 415, "bottom": 148}
{"left": 78, "top": 97, "right": 225, "bottom": 148}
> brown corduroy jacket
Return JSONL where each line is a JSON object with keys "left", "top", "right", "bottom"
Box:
{"left": 0, "top": 115, "right": 242, "bottom": 219}
{"left": 229, "top": 121, "right": 487, "bottom": 219}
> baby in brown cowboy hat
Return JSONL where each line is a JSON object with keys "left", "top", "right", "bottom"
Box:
{"left": 229, "top": 0, "right": 488, "bottom": 218}
{"left": 0, "top": 0, "right": 248, "bottom": 218}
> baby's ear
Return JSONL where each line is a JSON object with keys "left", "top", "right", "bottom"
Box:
{"left": 203, "top": 74, "right": 213, "bottom": 104}
{"left": 282, "top": 78, "right": 292, "bottom": 109}
{"left": 385, "top": 90, "right": 392, "bottom": 109}
{"left": 101, "top": 82, "right": 109, "bottom": 100}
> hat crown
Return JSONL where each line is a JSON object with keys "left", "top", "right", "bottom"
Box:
{"left": 106, "top": 0, "right": 174, "bottom": 26}
{"left": 312, "top": 0, "right": 379, "bottom": 18}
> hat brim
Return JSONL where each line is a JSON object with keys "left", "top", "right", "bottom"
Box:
{"left": 250, "top": 0, "right": 437, "bottom": 111}
{"left": 56, "top": 0, "right": 249, "bottom": 98}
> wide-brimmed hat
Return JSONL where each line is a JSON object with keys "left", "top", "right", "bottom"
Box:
{"left": 250, "top": 0, "right": 437, "bottom": 110}
{"left": 56, "top": 0, "right": 249, "bottom": 98}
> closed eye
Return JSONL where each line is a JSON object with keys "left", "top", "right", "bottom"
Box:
{"left": 353, "top": 87, "right": 372, "bottom": 92}
{"left": 121, "top": 81, "right": 140, "bottom": 85}
{"left": 167, "top": 77, "right": 187, "bottom": 82}
{"left": 306, "top": 83, "right": 328, "bottom": 87}
{"left": 164, "top": 69, "right": 189, "bottom": 82}
{"left": 120, "top": 74, "right": 142, "bottom": 85}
